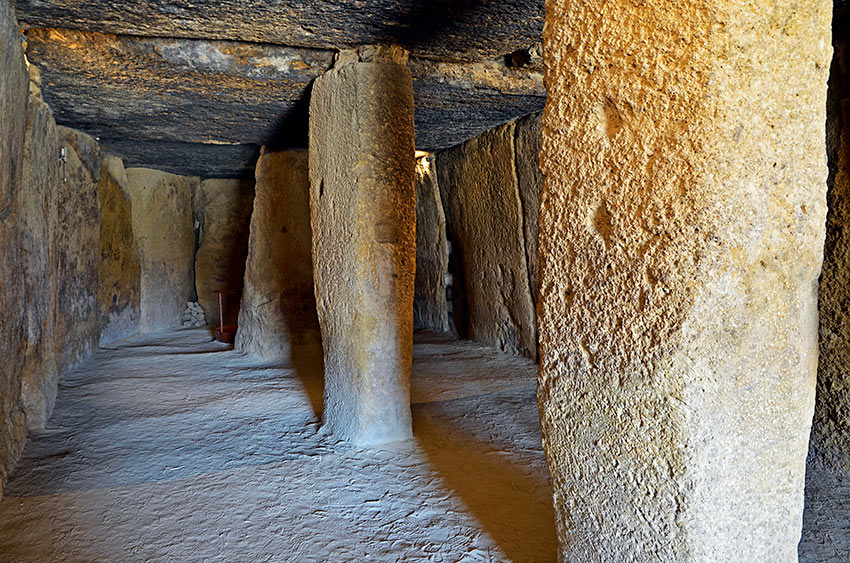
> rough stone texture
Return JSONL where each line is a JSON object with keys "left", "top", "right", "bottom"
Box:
{"left": 0, "top": 0, "right": 30, "bottom": 496}
{"left": 98, "top": 155, "right": 141, "bottom": 345}
{"left": 54, "top": 127, "right": 101, "bottom": 377}
{"left": 19, "top": 72, "right": 60, "bottom": 433}
{"left": 413, "top": 155, "right": 449, "bottom": 333}
{"left": 309, "top": 51, "right": 416, "bottom": 444}
{"left": 437, "top": 121, "right": 537, "bottom": 361}
{"left": 809, "top": 4, "right": 850, "bottom": 477}
{"left": 102, "top": 139, "right": 261, "bottom": 180}
{"left": 22, "top": 28, "right": 545, "bottom": 177}
{"left": 537, "top": 1, "right": 831, "bottom": 560}
{"left": 514, "top": 112, "right": 542, "bottom": 306}
{"left": 126, "top": 168, "right": 198, "bottom": 333}
{"left": 14, "top": 0, "right": 544, "bottom": 62}
{"left": 194, "top": 178, "right": 254, "bottom": 327}
{"left": 236, "top": 149, "right": 321, "bottom": 365}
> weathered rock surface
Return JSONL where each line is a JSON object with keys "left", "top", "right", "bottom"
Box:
{"left": 54, "top": 127, "right": 101, "bottom": 377}
{"left": 19, "top": 73, "right": 60, "bottom": 432}
{"left": 22, "top": 28, "right": 545, "bottom": 177}
{"left": 14, "top": 0, "right": 544, "bottom": 62}
{"left": 236, "top": 149, "right": 321, "bottom": 365}
{"left": 514, "top": 112, "right": 542, "bottom": 306}
{"left": 194, "top": 178, "right": 254, "bottom": 327}
{"left": 414, "top": 155, "right": 449, "bottom": 332}
{"left": 437, "top": 121, "right": 537, "bottom": 360}
{"left": 101, "top": 139, "right": 261, "bottom": 180}
{"left": 309, "top": 50, "right": 415, "bottom": 444}
{"left": 537, "top": 1, "right": 831, "bottom": 560}
{"left": 126, "top": 168, "right": 197, "bottom": 333}
{"left": 97, "top": 155, "right": 141, "bottom": 345}
{"left": 0, "top": 0, "right": 30, "bottom": 495}
{"left": 810, "top": 4, "right": 850, "bottom": 477}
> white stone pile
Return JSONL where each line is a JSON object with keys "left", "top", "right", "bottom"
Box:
{"left": 182, "top": 301, "right": 207, "bottom": 327}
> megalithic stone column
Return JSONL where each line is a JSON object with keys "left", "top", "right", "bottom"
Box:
{"left": 538, "top": 1, "right": 831, "bottom": 561}
{"left": 309, "top": 45, "right": 415, "bottom": 445}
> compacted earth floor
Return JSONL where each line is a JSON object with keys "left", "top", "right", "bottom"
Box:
{"left": 0, "top": 329, "right": 557, "bottom": 562}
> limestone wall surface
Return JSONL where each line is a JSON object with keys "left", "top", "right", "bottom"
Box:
{"left": 236, "top": 149, "right": 320, "bottom": 364}
{"left": 811, "top": 4, "right": 850, "bottom": 477}
{"left": 19, "top": 74, "right": 60, "bottom": 432}
{"left": 436, "top": 113, "right": 540, "bottom": 360}
{"left": 55, "top": 127, "right": 102, "bottom": 374}
{"left": 0, "top": 0, "right": 32, "bottom": 496}
{"left": 1, "top": 1, "right": 148, "bottom": 494}
{"left": 537, "top": 0, "right": 831, "bottom": 560}
{"left": 98, "top": 155, "right": 141, "bottom": 345}
{"left": 413, "top": 155, "right": 449, "bottom": 333}
{"left": 126, "top": 168, "right": 198, "bottom": 333}
{"left": 194, "top": 178, "right": 254, "bottom": 327}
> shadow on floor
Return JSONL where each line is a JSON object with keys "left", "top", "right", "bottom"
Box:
{"left": 414, "top": 399, "right": 557, "bottom": 562}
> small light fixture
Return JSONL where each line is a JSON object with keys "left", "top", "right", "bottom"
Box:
{"left": 59, "top": 146, "right": 67, "bottom": 183}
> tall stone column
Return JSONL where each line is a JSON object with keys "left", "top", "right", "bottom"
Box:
{"left": 538, "top": 1, "right": 831, "bottom": 561}
{"left": 309, "top": 45, "right": 415, "bottom": 445}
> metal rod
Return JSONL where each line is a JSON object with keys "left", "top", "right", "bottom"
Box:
{"left": 218, "top": 292, "right": 224, "bottom": 333}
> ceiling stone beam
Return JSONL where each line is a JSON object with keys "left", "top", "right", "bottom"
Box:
{"left": 15, "top": 0, "right": 544, "bottom": 62}
{"left": 24, "top": 28, "right": 545, "bottom": 176}
{"left": 101, "top": 139, "right": 261, "bottom": 179}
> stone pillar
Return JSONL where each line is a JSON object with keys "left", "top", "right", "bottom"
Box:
{"left": 309, "top": 45, "right": 415, "bottom": 445}
{"left": 538, "top": 1, "right": 831, "bottom": 561}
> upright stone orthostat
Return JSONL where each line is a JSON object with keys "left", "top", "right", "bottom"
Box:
{"left": 126, "top": 168, "right": 198, "bottom": 333}
{"left": 236, "top": 149, "right": 321, "bottom": 364}
{"left": 309, "top": 46, "right": 415, "bottom": 444}
{"left": 538, "top": 1, "right": 831, "bottom": 561}
{"left": 194, "top": 178, "right": 254, "bottom": 326}
{"left": 98, "top": 155, "right": 141, "bottom": 345}
{"left": 414, "top": 154, "right": 449, "bottom": 333}
{"left": 437, "top": 120, "right": 538, "bottom": 360}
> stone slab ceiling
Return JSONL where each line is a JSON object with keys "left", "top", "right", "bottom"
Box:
{"left": 16, "top": 2, "right": 546, "bottom": 177}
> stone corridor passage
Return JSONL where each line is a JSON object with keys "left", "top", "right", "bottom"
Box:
{"left": 0, "top": 329, "right": 556, "bottom": 562}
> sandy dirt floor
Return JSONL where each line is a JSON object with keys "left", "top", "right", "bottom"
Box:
{"left": 0, "top": 329, "right": 557, "bottom": 562}
{"left": 2, "top": 327, "right": 844, "bottom": 561}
